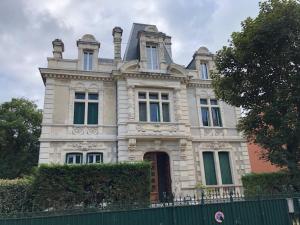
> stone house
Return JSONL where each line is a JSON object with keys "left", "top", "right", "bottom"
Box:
{"left": 39, "top": 23, "right": 251, "bottom": 201}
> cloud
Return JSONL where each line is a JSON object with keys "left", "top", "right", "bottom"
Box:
{"left": 0, "top": 0, "right": 260, "bottom": 108}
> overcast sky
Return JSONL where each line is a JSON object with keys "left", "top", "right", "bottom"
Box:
{"left": 0, "top": 0, "right": 260, "bottom": 108}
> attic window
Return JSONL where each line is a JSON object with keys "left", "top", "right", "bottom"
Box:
{"left": 200, "top": 63, "right": 209, "bottom": 79}
{"left": 146, "top": 45, "right": 159, "bottom": 70}
{"left": 83, "top": 51, "right": 93, "bottom": 71}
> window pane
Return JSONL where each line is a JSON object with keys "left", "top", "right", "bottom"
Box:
{"left": 75, "top": 92, "right": 85, "bottom": 99}
{"left": 146, "top": 46, "right": 152, "bottom": 69}
{"left": 138, "top": 92, "right": 146, "bottom": 99}
{"left": 88, "top": 103, "right": 98, "bottom": 124}
{"left": 75, "top": 155, "right": 82, "bottom": 164}
{"left": 74, "top": 102, "right": 85, "bottom": 124}
{"left": 162, "top": 103, "right": 170, "bottom": 122}
{"left": 218, "top": 152, "right": 233, "bottom": 184}
{"left": 67, "top": 155, "right": 74, "bottom": 164}
{"left": 203, "top": 152, "right": 217, "bottom": 185}
{"left": 149, "top": 93, "right": 158, "bottom": 99}
{"left": 88, "top": 155, "right": 93, "bottom": 163}
{"left": 152, "top": 47, "right": 158, "bottom": 69}
{"left": 200, "top": 98, "right": 208, "bottom": 105}
{"left": 88, "top": 93, "right": 98, "bottom": 100}
{"left": 210, "top": 99, "right": 218, "bottom": 105}
{"left": 201, "top": 107, "right": 210, "bottom": 126}
{"left": 211, "top": 107, "right": 222, "bottom": 127}
{"left": 150, "top": 102, "right": 160, "bottom": 122}
{"left": 84, "top": 52, "right": 88, "bottom": 70}
{"left": 88, "top": 52, "right": 93, "bottom": 70}
{"left": 161, "top": 93, "right": 169, "bottom": 100}
{"left": 95, "top": 154, "right": 101, "bottom": 163}
{"left": 139, "top": 102, "right": 147, "bottom": 121}
{"left": 201, "top": 63, "right": 209, "bottom": 79}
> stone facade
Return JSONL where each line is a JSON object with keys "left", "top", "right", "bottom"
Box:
{"left": 39, "top": 23, "right": 251, "bottom": 198}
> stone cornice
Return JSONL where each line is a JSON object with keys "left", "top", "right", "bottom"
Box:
{"left": 187, "top": 79, "right": 213, "bottom": 88}
{"left": 39, "top": 68, "right": 113, "bottom": 84}
{"left": 113, "top": 71, "right": 190, "bottom": 83}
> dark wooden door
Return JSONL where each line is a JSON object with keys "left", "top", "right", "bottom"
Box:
{"left": 144, "top": 152, "right": 159, "bottom": 202}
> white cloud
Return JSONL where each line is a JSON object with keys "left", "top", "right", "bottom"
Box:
{"left": 0, "top": 0, "right": 260, "bottom": 108}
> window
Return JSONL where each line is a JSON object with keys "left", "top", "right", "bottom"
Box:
{"left": 199, "top": 98, "right": 222, "bottom": 127}
{"left": 83, "top": 51, "right": 93, "bottom": 71}
{"left": 66, "top": 153, "right": 83, "bottom": 164}
{"left": 87, "top": 153, "right": 103, "bottom": 164}
{"left": 146, "top": 45, "right": 159, "bottom": 70}
{"left": 74, "top": 92, "right": 99, "bottom": 125}
{"left": 138, "top": 91, "right": 171, "bottom": 122}
{"left": 200, "top": 63, "right": 209, "bottom": 79}
{"left": 202, "top": 151, "right": 233, "bottom": 185}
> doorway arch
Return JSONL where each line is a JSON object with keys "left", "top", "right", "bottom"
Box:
{"left": 144, "top": 152, "right": 172, "bottom": 202}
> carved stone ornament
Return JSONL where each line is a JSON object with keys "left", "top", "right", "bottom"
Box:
{"left": 136, "top": 124, "right": 177, "bottom": 134}
{"left": 202, "top": 141, "right": 228, "bottom": 150}
{"left": 128, "top": 138, "right": 136, "bottom": 151}
{"left": 72, "top": 126, "right": 98, "bottom": 135}
{"left": 72, "top": 142, "right": 97, "bottom": 151}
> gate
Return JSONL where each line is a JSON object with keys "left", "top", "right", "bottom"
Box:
{"left": 0, "top": 198, "right": 292, "bottom": 225}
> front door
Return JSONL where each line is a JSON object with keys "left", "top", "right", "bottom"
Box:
{"left": 144, "top": 152, "right": 172, "bottom": 202}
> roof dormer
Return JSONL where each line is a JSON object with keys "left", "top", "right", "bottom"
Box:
{"left": 76, "top": 34, "right": 100, "bottom": 71}
{"left": 124, "top": 23, "right": 173, "bottom": 72}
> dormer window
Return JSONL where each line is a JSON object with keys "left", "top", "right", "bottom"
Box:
{"left": 83, "top": 51, "right": 93, "bottom": 71}
{"left": 146, "top": 45, "right": 159, "bottom": 70}
{"left": 200, "top": 63, "right": 209, "bottom": 79}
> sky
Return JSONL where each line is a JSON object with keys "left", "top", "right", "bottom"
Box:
{"left": 0, "top": 0, "right": 261, "bottom": 108}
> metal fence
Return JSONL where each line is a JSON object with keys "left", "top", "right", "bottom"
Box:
{"left": 1, "top": 192, "right": 299, "bottom": 225}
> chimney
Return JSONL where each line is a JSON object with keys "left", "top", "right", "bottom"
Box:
{"left": 112, "top": 27, "right": 123, "bottom": 61}
{"left": 52, "top": 39, "right": 64, "bottom": 59}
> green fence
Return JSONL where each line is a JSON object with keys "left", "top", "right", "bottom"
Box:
{"left": 0, "top": 198, "right": 292, "bottom": 225}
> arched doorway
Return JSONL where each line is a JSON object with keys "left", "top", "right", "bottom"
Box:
{"left": 144, "top": 152, "right": 172, "bottom": 202}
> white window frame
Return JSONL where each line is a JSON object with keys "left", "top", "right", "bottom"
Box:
{"left": 65, "top": 151, "right": 104, "bottom": 164}
{"left": 136, "top": 90, "right": 172, "bottom": 123}
{"left": 86, "top": 152, "right": 103, "bottom": 164}
{"left": 198, "top": 98, "right": 223, "bottom": 127}
{"left": 66, "top": 152, "right": 83, "bottom": 165}
{"left": 83, "top": 51, "right": 93, "bottom": 71}
{"left": 200, "top": 62, "right": 209, "bottom": 80}
{"left": 199, "top": 150, "right": 235, "bottom": 186}
{"left": 146, "top": 44, "right": 159, "bottom": 70}
{"left": 74, "top": 91, "right": 100, "bottom": 125}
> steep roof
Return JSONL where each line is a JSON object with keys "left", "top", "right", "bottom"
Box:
{"left": 123, "top": 23, "right": 173, "bottom": 64}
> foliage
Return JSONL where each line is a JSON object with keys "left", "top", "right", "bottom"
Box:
{"left": 0, "top": 98, "right": 42, "bottom": 179}
{"left": 211, "top": 0, "right": 300, "bottom": 179}
{"left": 31, "top": 163, "right": 151, "bottom": 210}
{"left": 242, "top": 171, "right": 300, "bottom": 196}
{"left": 0, "top": 178, "right": 33, "bottom": 213}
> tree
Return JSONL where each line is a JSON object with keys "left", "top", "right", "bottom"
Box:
{"left": 212, "top": 0, "right": 300, "bottom": 178}
{"left": 0, "top": 98, "right": 42, "bottom": 179}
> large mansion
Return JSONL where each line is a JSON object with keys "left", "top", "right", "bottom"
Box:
{"left": 39, "top": 23, "right": 251, "bottom": 201}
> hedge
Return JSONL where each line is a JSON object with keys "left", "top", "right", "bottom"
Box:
{"left": 0, "top": 162, "right": 151, "bottom": 213}
{"left": 0, "top": 178, "right": 32, "bottom": 213}
{"left": 242, "top": 171, "right": 299, "bottom": 196}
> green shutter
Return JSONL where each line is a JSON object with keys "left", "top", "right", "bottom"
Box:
{"left": 203, "top": 152, "right": 217, "bottom": 185}
{"left": 88, "top": 103, "right": 98, "bottom": 124}
{"left": 74, "top": 102, "right": 85, "bottom": 124}
{"left": 219, "top": 152, "right": 233, "bottom": 184}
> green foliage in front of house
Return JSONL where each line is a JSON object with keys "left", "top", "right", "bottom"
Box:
{"left": 0, "top": 178, "right": 33, "bottom": 213}
{"left": 242, "top": 171, "right": 300, "bottom": 196}
{"left": 0, "top": 162, "right": 151, "bottom": 213}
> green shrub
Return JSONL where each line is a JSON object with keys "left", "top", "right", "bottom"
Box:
{"left": 242, "top": 171, "right": 297, "bottom": 196}
{"left": 31, "top": 162, "right": 151, "bottom": 210}
{"left": 0, "top": 178, "right": 33, "bottom": 213}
